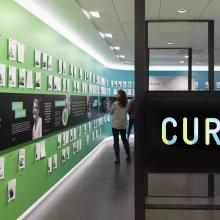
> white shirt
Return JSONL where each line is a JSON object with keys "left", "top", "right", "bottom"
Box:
{"left": 110, "top": 101, "right": 128, "bottom": 129}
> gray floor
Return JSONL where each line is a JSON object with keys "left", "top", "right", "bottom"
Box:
{"left": 24, "top": 139, "right": 220, "bottom": 220}
{"left": 25, "top": 139, "right": 134, "bottom": 220}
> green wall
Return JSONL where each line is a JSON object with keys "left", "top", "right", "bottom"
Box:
{"left": 0, "top": 1, "right": 134, "bottom": 219}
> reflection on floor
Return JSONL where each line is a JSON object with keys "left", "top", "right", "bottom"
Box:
{"left": 24, "top": 139, "right": 134, "bottom": 220}
{"left": 24, "top": 137, "right": 220, "bottom": 220}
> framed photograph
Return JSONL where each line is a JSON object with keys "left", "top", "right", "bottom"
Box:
{"left": 35, "top": 143, "right": 41, "bottom": 160}
{"left": 73, "top": 128, "right": 77, "bottom": 140}
{"left": 66, "top": 147, "right": 70, "bottom": 160}
{"left": 57, "top": 134, "right": 62, "bottom": 149}
{"left": 8, "top": 179, "right": 16, "bottom": 202}
{"left": 62, "top": 132, "right": 66, "bottom": 146}
{"left": 26, "top": 70, "right": 33, "bottom": 89}
{"left": 113, "top": 88, "right": 117, "bottom": 95}
{"left": 40, "top": 141, "right": 46, "bottom": 158}
{"left": 72, "top": 142, "right": 77, "bottom": 155}
{"left": 65, "top": 131, "right": 69, "bottom": 144}
{"left": 48, "top": 56, "right": 52, "bottom": 71}
{"left": 48, "top": 157, "right": 52, "bottom": 173}
{"left": 123, "top": 81, "right": 127, "bottom": 88}
{"left": 63, "top": 62, "right": 67, "bottom": 75}
{"left": 111, "top": 80, "right": 114, "bottom": 87}
{"left": 86, "top": 134, "right": 90, "bottom": 145}
{"left": 8, "top": 66, "right": 17, "bottom": 88}
{"left": 216, "top": 82, "right": 220, "bottom": 89}
{"left": 0, "top": 157, "right": 5, "bottom": 180}
{"left": 73, "top": 81, "right": 77, "bottom": 93}
{"left": 127, "top": 81, "right": 132, "bottom": 88}
{"left": 18, "top": 149, "right": 25, "bottom": 169}
{"left": 70, "top": 65, "right": 74, "bottom": 77}
{"left": 35, "top": 72, "right": 41, "bottom": 89}
{"left": 42, "top": 53, "right": 48, "bottom": 70}
{"left": 118, "top": 81, "right": 122, "bottom": 87}
{"left": 54, "top": 76, "right": 61, "bottom": 91}
{"left": 62, "top": 149, "right": 66, "bottom": 162}
{"left": 205, "top": 81, "right": 209, "bottom": 89}
{"left": 67, "top": 79, "right": 70, "bottom": 92}
{"left": 8, "top": 38, "right": 17, "bottom": 61}
{"left": 58, "top": 60, "right": 63, "bottom": 74}
{"left": 69, "top": 129, "right": 73, "bottom": 142}
{"left": 63, "top": 78, "right": 67, "bottom": 92}
{"left": 19, "top": 68, "right": 26, "bottom": 88}
{"left": 35, "top": 50, "right": 41, "bottom": 68}
{"left": 195, "top": 81, "right": 199, "bottom": 90}
{"left": 89, "top": 72, "right": 92, "bottom": 82}
{"left": 18, "top": 42, "right": 25, "bottom": 63}
{"left": 79, "top": 68, "right": 83, "bottom": 80}
{"left": 127, "top": 89, "right": 132, "bottom": 96}
{"left": 53, "top": 154, "right": 57, "bottom": 169}
{"left": 0, "top": 64, "right": 6, "bottom": 87}
{"left": 48, "top": 75, "right": 53, "bottom": 91}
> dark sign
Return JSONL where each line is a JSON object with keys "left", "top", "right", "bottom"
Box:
{"left": 145, "top": 91, "right": 220, "bottom": 173}
{"left": 0, "top": 93, "right": 101, "bottom": 151}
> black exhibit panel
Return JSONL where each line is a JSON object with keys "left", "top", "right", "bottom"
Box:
{"left": 0, "top": 93, "right": 106, "bottom": 151}
{"left": 145, "top": 91, "right": 220, "bottom": 173}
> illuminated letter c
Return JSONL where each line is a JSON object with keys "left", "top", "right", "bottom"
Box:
{"left": 162, "top": 117, "right": 177, "bottom": 145}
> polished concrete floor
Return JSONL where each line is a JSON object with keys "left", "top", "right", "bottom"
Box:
{"left": 24, "top": 139, "right": 220, "bottom": 220}
{"left": 25, "top": 139, "right": 134, "bottom": 220}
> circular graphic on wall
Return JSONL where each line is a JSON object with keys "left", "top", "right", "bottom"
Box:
{"left": 62, "top": 108, "right": 69, "bottom": 126}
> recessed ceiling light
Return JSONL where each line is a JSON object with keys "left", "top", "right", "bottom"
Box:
{"left": 184, "top": 55, "right": 189, "bottom": 58}
{"left": 99, "top": 32, "right": 105, "bottom": 38}
{"left": 109, "top": 46, "right": 114, "bottom": 50}
{"left": 180, "top": 60, "right": 185, "bottom": 64}
{"left": 119, "top": 55, "right": 125, "bottom": 58}
{"left": 167, "top": 42, "right": 174, "bottom": 45}
{"left": 114, "top": 46, "right": 120, "bottom": 50}
{"left": 90, "top": 11, "right": 100, "bottom": 18}
{"left": 105, "top": 33, "right": 112, "bottom": 38}
{"left": 81, "top": 9, "right": 91, "bottom": 19}
{"left": 177, "top": 8, "right": 187, "bottom": 13}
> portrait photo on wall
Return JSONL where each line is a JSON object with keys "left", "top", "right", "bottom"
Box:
{"left": 48, "top": 56, "right": 52, "bottom": 71}
{"left": 8, "top": 38, "right": 17, "bottom": 61}
{"left": 18, "top": 42, "right": 25, "bottom": 63}
{"left": 19, "top": 68, "right": 26, "bottom": 88}
{"left": 26, "top": 70, "right": 33, "bottom": 89}
{"left": 35, "top": 50, "right": 41, "bottom": 68}
{"left": 48, "top": 157, "right": 52, "bottom": 173}
{"left": 32, "top": 98, "right": 42, "bottom": 140}
{"left": 8, "top": 179, "right": 16, "bottom": 202}
{"left": 48, "top": 75, "right": 53, "bottom": 91}
{"left": 42, "top": 53, "right": 48, "bottom": 70}
{"left": 0, "top": 157, "right": 5, "bottom": 180}
{"left": 35, "top": 72, "right": 41, "bottom": 89}
{"left": 58, "top": 60, "right": 63, "bottom": 74}
{"left": 8, "top": 66, "right": 17, "bottom": 88}
{"left": 0, "top": 64, "right": 6, "bottom": 87}
{"left": 53, "top": 154, "right": 57, "bottom": 169}
{"left": 18, "top": 149, "right": 25, "bottom": 169}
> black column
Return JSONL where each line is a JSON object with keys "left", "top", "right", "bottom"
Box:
{"left": 208, "top": 20, "right": 215, "bottom": 198}
{"left": 135, "top": 0, "right": 146, "bottom": 219}
{"left": 188, "top": 48, "right": 192, "bottom": 91}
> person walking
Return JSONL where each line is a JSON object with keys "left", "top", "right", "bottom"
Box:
{"left": 110, "top": 90, "right": 131, "bottom": 164}
{"left": 127, "top": 99, "right": 135, "bottom": 141}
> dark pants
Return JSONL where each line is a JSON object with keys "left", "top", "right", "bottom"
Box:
{"left": 112, "top": 128, "right": 130, "bottom": 159}
{"left": 127, "top": 118, "right": 134, "bottom": 139}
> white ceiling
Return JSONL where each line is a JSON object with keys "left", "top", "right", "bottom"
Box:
{"left": 16, "top": 0, "right": 220, "bottom": 69}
